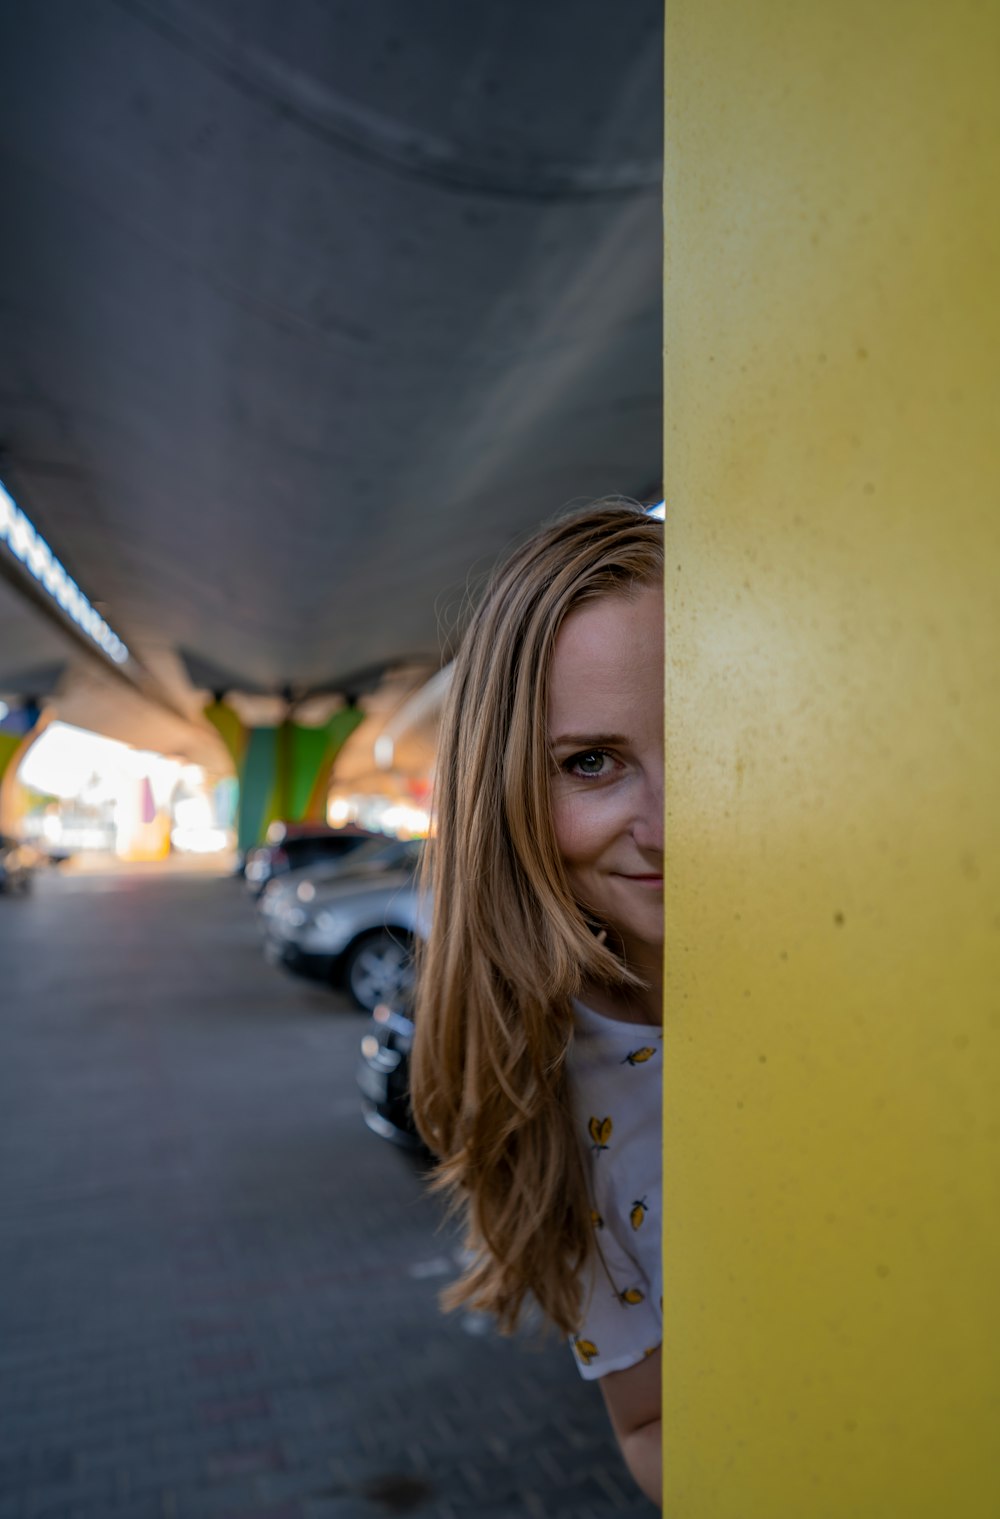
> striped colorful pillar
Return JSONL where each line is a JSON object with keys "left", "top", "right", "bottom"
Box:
{"left": 204, "top": 700, "right": 364, "bottom": 854}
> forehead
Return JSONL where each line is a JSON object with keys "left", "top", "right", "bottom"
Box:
{"left": 547, "top": 585, "right": 663, "bottom": 731}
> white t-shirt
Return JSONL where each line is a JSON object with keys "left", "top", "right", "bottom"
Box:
{"left": 566, "top": 998, "right": 663, "bottom": 1381}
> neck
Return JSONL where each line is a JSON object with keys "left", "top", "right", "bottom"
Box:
{"left": 582, "top": 940, "right": 663, "bottom": 1026}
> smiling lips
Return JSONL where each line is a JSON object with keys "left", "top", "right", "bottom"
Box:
{"left": 621, "top": 873, "right": 664, "bottom": 887}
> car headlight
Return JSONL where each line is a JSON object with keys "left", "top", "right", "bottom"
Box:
{"left": 312, "top": 909, "right": 348, "bottom": 935}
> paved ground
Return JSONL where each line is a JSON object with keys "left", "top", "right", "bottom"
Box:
{"left": 0, "top": 865, "right": 657, "bottom": 1519}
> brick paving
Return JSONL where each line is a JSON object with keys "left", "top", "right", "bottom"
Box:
{"left": 0, "top": 866, "right": 657, "bottom": 1519}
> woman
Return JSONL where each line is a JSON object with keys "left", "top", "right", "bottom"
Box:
{"left": 411, "top": 500, "right": 664, "bottom": 1506}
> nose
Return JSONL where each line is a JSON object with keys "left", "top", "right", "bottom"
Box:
{"left": 631, "top": 764, "right": 664, "bottom": 856}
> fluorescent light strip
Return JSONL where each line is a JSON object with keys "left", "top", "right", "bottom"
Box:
{"left": 0, "top": 481, "right": 130, "bottom": 665}
{"left": 646, "top": 500, "right": 665, "bottom": 520}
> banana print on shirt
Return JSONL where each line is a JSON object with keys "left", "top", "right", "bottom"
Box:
{"left": 621, "top": 1045, "right": 657, "bottom": 1066}
{"left": 574, "top": 1337, "right": 599, "bottom": 1366}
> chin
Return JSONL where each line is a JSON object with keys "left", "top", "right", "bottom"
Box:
{"left": 605, "top": 912, "right": 663, "bottom": 957}
{"left": 631, "top": 911, "right": 665, "bottom": 949}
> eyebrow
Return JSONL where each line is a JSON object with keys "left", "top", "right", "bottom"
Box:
{"left": 549, "top": 732, "right": 629, "bottom": 749}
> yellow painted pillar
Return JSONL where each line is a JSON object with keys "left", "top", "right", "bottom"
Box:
{"left": 663, "top": 4, "right": 999, "bottom": 1515}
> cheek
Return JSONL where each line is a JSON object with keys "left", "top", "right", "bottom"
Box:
{"left": 551, "top": 792, "right": 610, "bottom": 869}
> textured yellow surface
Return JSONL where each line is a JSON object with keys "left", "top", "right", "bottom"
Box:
{"left": 662, "top": 3, "right": 1000, "bottom": 1513}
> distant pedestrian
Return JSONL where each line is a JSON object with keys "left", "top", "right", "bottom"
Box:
{"left": 411, "top": 501, "right": 663, "bottom": 1507}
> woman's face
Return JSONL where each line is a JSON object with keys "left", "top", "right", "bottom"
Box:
{"left": 547, "top": 584, "right": 664, "bottom": 966}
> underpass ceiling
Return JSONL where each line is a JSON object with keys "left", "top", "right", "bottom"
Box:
{"left": 0, "top": 0, "right": 662, "bottom": 758}
{"left": 0, "top": 574, "right": 70, "bottom": 689}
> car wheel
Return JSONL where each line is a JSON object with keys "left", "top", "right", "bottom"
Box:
{"left": 342, "top": 930, "right": 414, "bottom": 1013}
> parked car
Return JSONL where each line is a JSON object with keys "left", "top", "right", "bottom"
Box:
{"left": 357, "top": 1002, "right": 424, "bottom": 1151}
{"left": 0, "top": 835, "right": 38, "bottom": 894}
{"left": 263, "top": 869, "right": 431, "bottom": 1011}
{"left": 257, "top": 835, "right": 423, "bottom": 924}
{"left": 243, "top": 822, "right": 375, "bottom": 897}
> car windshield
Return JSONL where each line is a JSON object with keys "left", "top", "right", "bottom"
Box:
{"left": 339, "top": 838, "right": 423, "bottom": 871}
{"left": 340, "top": 838, "right": 394, "bottom": 867}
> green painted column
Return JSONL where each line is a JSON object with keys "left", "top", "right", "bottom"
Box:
{"left": 0, "top": 732, "right": 22, "bottom": 786}
{"left": 204, "top": 700, "right": 364, "bottom": 855}
{"left": 663, "top": 2, "right": 999, "bottom": 1513}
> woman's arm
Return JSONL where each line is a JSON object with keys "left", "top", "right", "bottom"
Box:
{"left": 599, "top": 1346, "right": 662, "bottom": 1508}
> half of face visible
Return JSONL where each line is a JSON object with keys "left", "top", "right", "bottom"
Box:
{"left": 547, "top": 584, "right": 664, "bottom": 967}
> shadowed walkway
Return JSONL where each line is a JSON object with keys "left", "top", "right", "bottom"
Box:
{"left": 0, "top": 867, "right": 654, "bottom": 1519}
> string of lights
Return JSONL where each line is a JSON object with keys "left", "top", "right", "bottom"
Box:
{"left": 0, "top": 480, "right": 129, "bottom": 666}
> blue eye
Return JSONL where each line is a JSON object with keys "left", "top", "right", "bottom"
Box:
{"left": 566, "top": 749, "right": 611, "bottom": 778}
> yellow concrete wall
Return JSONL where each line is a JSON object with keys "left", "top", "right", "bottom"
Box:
{"left": 662, "top": 3, "right": 999, "bottom": 1514}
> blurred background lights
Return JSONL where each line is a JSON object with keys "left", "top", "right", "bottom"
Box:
{"left": 327, "top": 791, "right": 430, "bottom": 839}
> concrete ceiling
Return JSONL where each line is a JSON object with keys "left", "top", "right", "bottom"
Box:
{"left": 0, "top": 0, "right": 662, "bottom": 762}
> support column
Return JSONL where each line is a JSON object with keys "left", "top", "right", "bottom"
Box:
{"left": 0, "top": 702, "right": 47, "bottom": 833}
{"left": 204, "top": 700, "right": 364, "bottom": 856}
{"left": 663, "top": 3, "right": 999, "bottom": 1513}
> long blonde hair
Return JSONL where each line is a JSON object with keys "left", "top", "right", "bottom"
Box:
{"left": 410, "top": 501, "right": 664, "bottom": 1337}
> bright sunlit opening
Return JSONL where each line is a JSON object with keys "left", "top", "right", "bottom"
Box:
{"left": 170, "top": 825, "right": 231, "bottom": 854}
{"left": 15, "top": 721, "right": 232, "bottom": 861}
{"left": 20, "top": 722, "right": 134, "bottom": 799}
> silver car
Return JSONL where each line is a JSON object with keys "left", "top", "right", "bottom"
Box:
{"left": 263, "top": 865, "right": 431, "bottom": 1012}
{"left": 257, "top": 836, "right": 422, "bottom": 926}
